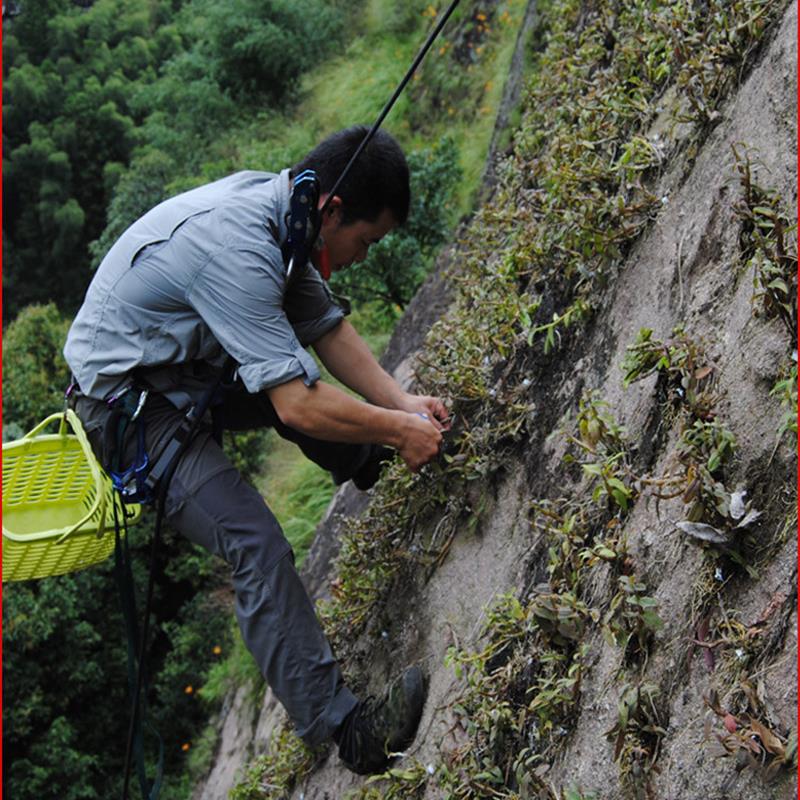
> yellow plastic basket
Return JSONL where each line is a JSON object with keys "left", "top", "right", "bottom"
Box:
{"left": 2, "top": 409, "right": 142, "bottom": 582}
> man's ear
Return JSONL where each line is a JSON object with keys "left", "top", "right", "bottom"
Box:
{"left": 319, "top": 194, "right": 343, "bottom": 218}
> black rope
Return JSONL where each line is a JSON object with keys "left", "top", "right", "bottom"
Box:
{"left": 121, "top": 488, "right": 167, "bottom": 800}
{"left": 286, "top": 0, "right": 461, "bottom": 293}
{"left": 318, "top": 0, "right": 462, "bottom": 221}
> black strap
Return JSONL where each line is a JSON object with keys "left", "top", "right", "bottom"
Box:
{"left": 144, "top": 357, "right": 235, "bottom": 496}
{"left": 115, "top": 500, "right": 164, "bottom": 800}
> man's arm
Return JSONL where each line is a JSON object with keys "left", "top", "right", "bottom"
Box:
{"left": 267, "top": 377, "right": 441, "bottom": 472}
{"left": 311, "top": 320, "right": 449, "bottom": 427}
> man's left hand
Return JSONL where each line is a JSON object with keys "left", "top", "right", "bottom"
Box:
{"left": 397, "top": 393, "right": 451, "bottom": 432}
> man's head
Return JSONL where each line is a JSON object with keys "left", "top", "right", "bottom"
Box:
{"left": 293, "top": 126, "right": 410, "bottom": 273}
{"left": 293, "top": 125, "right": 410, "bottom": 226}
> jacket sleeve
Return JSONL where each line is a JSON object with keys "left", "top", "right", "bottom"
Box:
{"left": 186, "top": 242, "right": 332, "bottom": 392}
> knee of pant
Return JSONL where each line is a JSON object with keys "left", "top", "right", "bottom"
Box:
{"left": 227, "top": 507, "right": 294, "bottom": 582}
{"left": 168, "top": 468, "right": 293, "bottom": 577}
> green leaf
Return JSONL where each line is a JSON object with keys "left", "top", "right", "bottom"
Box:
{"left": 767, "top": 277, "right": 789, "bottom": 293}
{"left": 753, "top": 206, "right": 777, "bottom": 217}
{"left": 642, "top": 610, "right": 664, "bottom": 630}
{"left": 611, "top": 488, "right": 629, "bottom": 509}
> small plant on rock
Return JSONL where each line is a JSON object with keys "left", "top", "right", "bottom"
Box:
{"left": 732, "top": 144, "right": 798, "bottom": 342}
{"left": 605, "top": 683, "right": 666, "bottom": 799}
{"left": 603, "top": 574, "right": 663, "bottom": 668}
{"left": 565, "top": 392, "right": 638, "bottom": 514}
{"left": 705, "top": 688, "right": 797, "bottom": 792}
{"left": 622, "top": 327, "right": 717, "bottom": 420}
{"left": 229, "top": 723, "right": 319, "bottom": 800}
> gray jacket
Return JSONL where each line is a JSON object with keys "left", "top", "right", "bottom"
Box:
{"left": 64, "top": 169, "right": 345, "bottom": 408}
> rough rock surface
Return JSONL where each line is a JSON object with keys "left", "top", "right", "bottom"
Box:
{"left": 192, "top": 4, "right": 797, "bottom": 798}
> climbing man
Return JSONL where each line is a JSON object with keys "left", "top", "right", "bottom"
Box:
{"left": 63, "top": 126, "right": 449, "bottom": 774}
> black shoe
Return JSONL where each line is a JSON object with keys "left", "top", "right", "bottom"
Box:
{"left": 336, "top": 666, "right": 427, "bottom": 775}
{"left": 352, "top": 445, "right": 394, "bottom": 491}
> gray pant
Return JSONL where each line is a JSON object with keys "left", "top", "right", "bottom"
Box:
{"left": 73, "top": 387, "right": 361, "bottom": 745}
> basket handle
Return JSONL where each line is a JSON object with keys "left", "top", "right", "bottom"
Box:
{"left": 24, "top": 410, "right": 110, "bottom": 543}
{"left": 21, "top": 411, "right": 74, "bottom": 440}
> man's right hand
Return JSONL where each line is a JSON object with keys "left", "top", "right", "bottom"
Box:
{"left": 398, "top": 413, "right": 443, "bottom": 472}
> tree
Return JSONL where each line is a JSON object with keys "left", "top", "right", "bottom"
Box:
{"left": 2, "top": 303, "right": 72, "bottom": 434}
{"left": 205, "top": 0, "right": 343, "bottom": 104}
{"left": 3, "top": 0, "right": 160, "bottom": 319}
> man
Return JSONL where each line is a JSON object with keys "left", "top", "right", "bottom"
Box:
{"left": 64, "top": 126, "right": 449, "bottom": 774}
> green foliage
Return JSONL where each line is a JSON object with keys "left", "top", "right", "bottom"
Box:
{"left": 224, "top": 430, "right": 273, "bottom": 486}
{"left": 152, "top": 592, "right": 234, "bottom": 761}
{"left": 566, "top": 392, "right": 637, "bottom": 513}
{"left": 3, "top": 566, "right": 130, "bottom": 799}
{"left": 619, "top": 323, "right": 774, "bottom": 595}
{"left": 439, "top": 589, "right": 591, "bottom": 799}
{"left": 770, "top": 360, "right": 798, "bottom": 445}
{"left": 199, "top": 620, "right": 264, "bottom": 707}
{"left": 670, "top": 0, "right": 781, "bottom": 126}
{"left": 229, "top": 724, "right": 319, "bottom": 800}
{"left": 330, "top": 136, "right": 461, "bottom": 319}
{"left": 602, "top": 575, "right": 663, "bottom": 667}
{"left": 434, "top": 417, "right": 655, "bottom": 798}
{"left": 621, "top": 327, "right": 717, "bottom": 418}
{"left": 6, "top": 716, "right": 102, "bottom": 800}
{"left": 316, "top": 460, "right": 422, "bottom": 645}
{"left": 2, "top": 303, "right": 71, "bottom": 433}
{"left": 677, "top": 419, "right": 736, "bottom": 484}
{"left": 620, "top": 327, "right": 744, "bottom": 530}
{"left": 258, "top": 434, "right": 336, "bottom": 565}
{"left": 346, "top": 762, "right": 430, "bottom": 799}
{"left": 277, "top": 464, "right": 336, "bottom": 563}
{"left": 4, "top": 0, "right": 164, "bottom": 316}
{"left": 407, "top": 3, "right": 500, "bottom": 132}
{"left": 205, "top": 0, "right": 343, "bottom": 103}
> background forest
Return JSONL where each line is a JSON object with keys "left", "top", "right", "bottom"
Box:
{"left": 2, "top": 0, "right": 526, "bottom": 797}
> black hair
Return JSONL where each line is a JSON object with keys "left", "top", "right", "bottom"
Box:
{"left": 292, "top": 125, "right": 410, "bottom": 225}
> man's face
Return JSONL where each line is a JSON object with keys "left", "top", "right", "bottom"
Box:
{"left": 319, "top": 201, "right": 397, "bottom": 273}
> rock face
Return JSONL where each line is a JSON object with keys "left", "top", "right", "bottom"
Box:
{"left": 192, "top": 3, "right": 797, "bottom": 799}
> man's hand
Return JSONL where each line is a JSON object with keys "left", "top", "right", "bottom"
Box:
{"left": 398, "top": 412, "right": 444, "bottom": 472}
{"left": 267, "top": 379, "right": 445, "bottom": 475}
{"left": 395, "top": 392, "right": 451, "bottom": 432}
{"left": 306, "top": 321, "right": 452, "bottom": 472}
